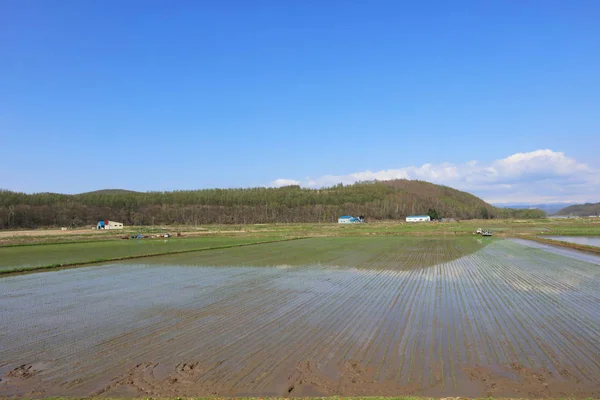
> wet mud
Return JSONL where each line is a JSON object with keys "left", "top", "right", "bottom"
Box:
{"left": 1, "top": 238, "right": 599, "bottom": 398}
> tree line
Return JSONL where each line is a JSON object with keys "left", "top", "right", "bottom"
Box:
{"left": 0, "top": 180, "right": 546, "bottom": 229}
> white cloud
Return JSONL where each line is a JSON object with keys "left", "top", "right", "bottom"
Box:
{"left": 270, "top": 178, "right": 301, "bottom": 187}
{"left": 270, "top": 150, "right": 599, "bottom": 203}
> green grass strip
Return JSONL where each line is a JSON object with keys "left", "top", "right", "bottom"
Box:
{"left": 0, "top": 237, "right": 306, "bottom": 276}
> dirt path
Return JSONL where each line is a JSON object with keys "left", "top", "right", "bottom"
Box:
{"left": 0, "top": 228, "right": 105, "bottom": 238}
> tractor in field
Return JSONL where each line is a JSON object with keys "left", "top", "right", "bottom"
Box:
{"left": 475, "top": 228, "right": 493, "bottom": 236}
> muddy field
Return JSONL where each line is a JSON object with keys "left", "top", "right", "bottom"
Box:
{"left": 0, "top": 237, "right": 599, "bottom": 398}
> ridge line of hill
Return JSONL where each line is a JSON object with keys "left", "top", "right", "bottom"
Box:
{"left": 0, "top": 179, "right": 546, "bottom": 228}
{"left": 554, "top": 201, "right": 600, "bottom": 216}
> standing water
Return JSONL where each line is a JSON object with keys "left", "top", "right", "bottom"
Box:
{"left": 540, "top": 235, "right": 600, "bottom": 247}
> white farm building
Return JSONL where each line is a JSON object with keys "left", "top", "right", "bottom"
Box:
{"left": 96, "top": 220, "right": 124, "bottom": 230}
{"left": 406, "top": 215, "right": 431, "bottom": 222}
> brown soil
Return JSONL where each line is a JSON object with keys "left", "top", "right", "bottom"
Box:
{"left": 2, "top": 359, "right": 596, "bottom": 398}
{"left": 462, "top": 362, "right": 598, "bottom": 398}
{"left": 7, "top": 365, "right": 37, "bottom": 379}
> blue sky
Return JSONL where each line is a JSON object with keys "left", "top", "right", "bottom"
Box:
{"left": 1, "top": 0, "right": 599, "bottom": 203}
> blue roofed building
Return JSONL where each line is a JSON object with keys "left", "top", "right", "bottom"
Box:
{"left": 338, "top": 215, "right": 362, "bottom": 224}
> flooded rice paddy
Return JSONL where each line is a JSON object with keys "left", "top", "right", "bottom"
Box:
{"left": 0, "top": 237, "right": 599, "bottom": 398}
{"left": 540, "top": 235, "right": 600, "bottom": 247}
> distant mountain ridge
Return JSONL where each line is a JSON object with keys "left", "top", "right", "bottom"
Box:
{"left": 493, "top": 202, "right": 576, "bottom": 215}
{"left": 554, "top": 202, "right": 600, "bottom": 216}
{"left": 0, "top": 180, "right": 545, "bottom": 228}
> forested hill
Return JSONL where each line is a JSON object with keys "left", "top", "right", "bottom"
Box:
{"left": 555, "top": 202, "right": 600, "bottom": 216}
{"left": 0, "top": 180, "right": 545, "bottom": 228}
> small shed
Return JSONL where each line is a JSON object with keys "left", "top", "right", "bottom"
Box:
{"left": 406, "top": 215, "right": 431, "bottom": 222}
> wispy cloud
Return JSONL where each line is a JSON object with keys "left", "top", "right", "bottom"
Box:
{"left": 270, "top": 150, "right": 599, "bottom": 203}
